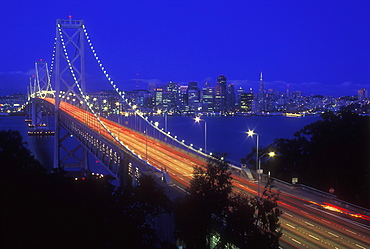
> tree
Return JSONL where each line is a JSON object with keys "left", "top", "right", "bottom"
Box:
{"left": 0, "top": 129, "right": 45, "bottom": 173}
{"left": 109, "top": 175, "right": 173, "bottom": 249}
{"left": 175, "top": 153, "right": 282, "bottom": 248}
{"left": 175, "top": 153, "right": 233, "bottom": 249}
{"left": 222, "top": 181, "right": 282, "bottom": 249}
{"left": 0, "top": 130, "right": 175, "bottom": 249}
{"left": 254, "top": 111, "right": 370, "bottom": 208}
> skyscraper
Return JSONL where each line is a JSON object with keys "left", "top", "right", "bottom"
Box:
{"left": 187, "top": 81, "right": 200, "bottom": 112}
{"left": 236, "top": 87, "right": 245, "bottom": 110}
{"left": 202, "top": 82, "right": 214, "bottom": 112}
{"left": 257, "top": 72, "right": 266, "bottom": 113}
{"left": 215, "top": 75, "right": 227, "bottom": 112}
{"left": 154, "top": 87, "right": 163, "bottom": 109}
{"left": 166, "top": 81, "right": 180, "bottom": 112}
{"left": 227, "top": 84, "right": 236, "bottom": 111}
{"left": 240, "top": 88, "right": 254, "bottom": 112}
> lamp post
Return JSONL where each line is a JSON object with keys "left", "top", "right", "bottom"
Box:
{"left": 247, "top": 130, "right": 276, "bottom": 200}
{"left": 144, "top": 126, "right": 148, "bottom": 161}
{"left": 165, "top": 112, "right": 168, "bottom": 132}
{"left": 151, "top": 121, "right": 159, "bottom": 140}
{"left": 115, "top": 101, "right": 121, "bottom": 124}
{"left": 133, "top": 105, "right": 138, "bottom": 131}
{"left": 157, "top": 109, "right": 167, "bottom": 132}
{"left": 195, "top": 116, "right": 207, "bottom": 152}
{"left": 247, "top": 129, "right": 259, "bottom": 179}
{"left": 257, "top": 152, "right": 276, "bottom": 200}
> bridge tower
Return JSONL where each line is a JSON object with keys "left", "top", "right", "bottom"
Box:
{"left": 35, "top": 59, "right": 53, "bottom": 97}
{"left": 53, "top": 16, "right": 89, "bottom": 172}
{"left": 31, "top": 60, "right": 53, "bottom": 128}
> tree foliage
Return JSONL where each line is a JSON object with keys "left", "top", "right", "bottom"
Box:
{"left": 257, "top": 111, "right": 370, "bottom": 207}
{"left": 0, "top": 129, "right": 45, "bottom": 173}
{"left": 223, "top": 181, "right": 282, "bottom": 249}
{"left": 175, "top": 153, "right": 281, "bottom": 249}
{"left": 176, "top": 153, "right": 233, "bottom": 248}
{"left": 0, "top": 129, "right": 174, "bottom": 249}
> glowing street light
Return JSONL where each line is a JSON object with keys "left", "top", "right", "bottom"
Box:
{"left": 247, "top": 130, "right": 276, "bottom": 200}
{"left": 247, "top": 129, "right": 259, "bottom": 179}
{"left": 257, "top": 152, "right": 275, "bottom": 200}
{"left": 195, "top": 116, "right": 207, "bottom": 152}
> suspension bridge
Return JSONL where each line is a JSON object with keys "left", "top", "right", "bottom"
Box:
{"left": 25, "top": 16, "right": 219, "bottom": 187}
{"left": 24, "top": 17, "right": 370, "bottom": 248}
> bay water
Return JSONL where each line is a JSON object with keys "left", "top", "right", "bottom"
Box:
{"left": 0, "top": 114, "right": 319, "bottom": 171}
{"left": 153, "top": 115, "right": 319, "bottom": 165}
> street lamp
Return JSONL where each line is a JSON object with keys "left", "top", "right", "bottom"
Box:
{"left": 157, "top": 109, "right": 167, "bottom": 131}
{"left": 165, "top": 112, "right": 168, "bottom": 132}
{"left": 115, "top": 102, "right": 121, "bottom": 124}
{"left": 132, "top": 105, "right": 138, "bottom": 130}
{"left": 144, "top": 126, "right": 148, "bottom": 161}
{"left": 247, "top": 129, "right": 259, "bottom": 179}
{"left": 247, "top": 130, "right": 276, "bottom": 200}
{"left": 195, "top": 116, "right": 207, "bottom": 152}
{"left": 257, "top": 152, "right": 275, "bottom": 200}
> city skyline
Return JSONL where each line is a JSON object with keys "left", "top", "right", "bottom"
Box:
{"left": 1, "top": 0, "right": 370, "bottom": 97}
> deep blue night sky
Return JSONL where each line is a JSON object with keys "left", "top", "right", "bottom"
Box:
{"left": 1, "top": 0, "right": 370, "bottom": 97}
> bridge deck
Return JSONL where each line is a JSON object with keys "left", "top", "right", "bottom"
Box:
{"left": 38, "top": 98, "right": 370, "bottom": 248}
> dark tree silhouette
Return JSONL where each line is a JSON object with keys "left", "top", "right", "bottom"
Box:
{"left": 249, "top": 111, "right": 370, "bottom": 208}
{"left": 0, "top": 129, "right": 45, "bottom": 173}
{"left": 176, "top": 153, "right": 233, "bottom": 249}
{"left": 0, "top": 129, "right": 175, "bottom": 249}
{"left": 220, "top": 178, "right": 282, "bottom": 249}
{"left": 176, "top": 153, "right": 282, "bottom": 248}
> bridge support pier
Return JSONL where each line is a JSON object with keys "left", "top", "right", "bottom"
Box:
{"left": 53, "top": 119, "right": 90, "bottom": 176}
{"left": 31, "top": 99, "right": 45, "bottom": 128}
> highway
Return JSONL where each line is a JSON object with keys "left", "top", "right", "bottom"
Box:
{"left": 48, "top": 98, "right": 370, "bottom": 249}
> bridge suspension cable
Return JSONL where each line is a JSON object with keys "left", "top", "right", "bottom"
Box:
{"left": 35, "top": 60, "right": 54, "bottom": 99}
{"left": 53, "top": 18, "right": 211, "bottom": 167}
{"left": 56, "top": 24, "right": 133, "bottom": 155}
{"left": 83, "top": 27, "right": 211, "bottom": 158}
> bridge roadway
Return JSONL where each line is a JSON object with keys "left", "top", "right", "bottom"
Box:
{"left": 45, "top": 98, "right": 370, "bottom": 248}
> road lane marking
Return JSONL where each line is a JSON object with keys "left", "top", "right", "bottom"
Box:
{"left": 291, "top": 238, "right": 302, "bottom": 244}
{"left": 308, "top": 234, "right": 320, "bottom": 241}
{"left": 328, "top": 232, "right": 339, "bottom": 238}
{"left": 355, "top": 243, "right": 366, "bottom": 249}
{"left": 286, "top": 223, "right": 295, "bottom": 229}
{"left": 345, "top": 229, "right": 356, "bottom": 235}
{"left": 355, "top": 244, "right": 367, "bottom": 249}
